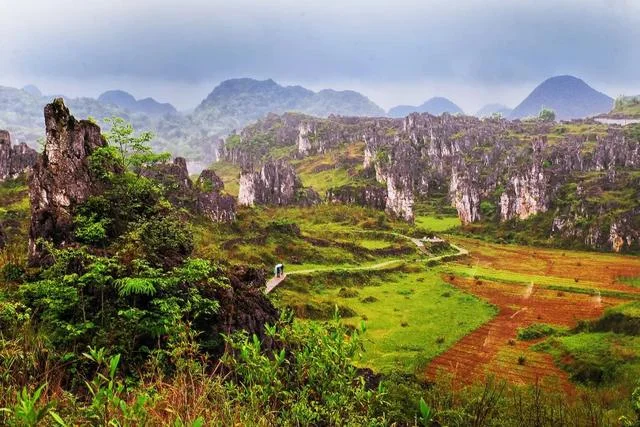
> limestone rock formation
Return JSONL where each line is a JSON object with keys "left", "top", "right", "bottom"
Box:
{"left": 140, "top": 157, "right": 194, "bottom": 207}
{"left": 196, "top": 169, "right": 236, "bottom": 222}
{"left": 499, "top": 138, "right": 549, "bottom": 221}
{"left": 0, "top": 130, "right": 38, "bottom": 182}
{"left": 449, "top": 167, "right": 481, "bottom": 224}
{"left": 142, "top": 158, "right": 237, "bottom": 222}
{"left": 28, "top": 99, "right": 109, "bottom": 263}
{"left": 222, "top": 110, "right": 640, "bottom": 251}
{"left": 238, "top": 159, "right": 320, "bottom": 207}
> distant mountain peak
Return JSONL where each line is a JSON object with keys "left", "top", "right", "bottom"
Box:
{"left": 22, "top": 85, "right": 42, "bottom": 98}
{"left": 196, "top": 77, "right": 384, "bottom": 119}
{"left": 510, "top": 75, "right": 613, "bottom": 120}
{"left": 98, "top": 90, "right": 176, "bottom": 116}
{"left": 388, "top": 96, "right": 463, "bottom": 118}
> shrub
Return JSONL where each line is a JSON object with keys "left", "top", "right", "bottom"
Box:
{"left": 74, "top": 213, "right": 109, "bottom": 246}
{"left": 538, "top": 108, "right": 556, "bottom": 122}
{"left": 517, "top": 324, "right": 559, "bottom": 340}
{"left": 337, "top": 287, "right": 359, "bottom": 298}
{"left": 222, "top": 316, "right": 385, "bottom": 425}
{"left": 138, "top": 216, "right": 194, "bottom": 269}
{"left": 1, "top": 262, "right": 24, "bottom": 283}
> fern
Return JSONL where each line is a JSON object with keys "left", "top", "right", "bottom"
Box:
{"left": 116, "top": 277, "right": 157, "bottom": 297}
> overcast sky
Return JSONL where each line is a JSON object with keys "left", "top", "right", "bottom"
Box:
{"left": 1, "top": 0, "right": 639, "bottom": 112}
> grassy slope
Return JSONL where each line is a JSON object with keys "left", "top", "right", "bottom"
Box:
{"left": 0, "top": 177, "right": 29, "bottom": 266}
{"left": 209, "top": 161, "right": 241, "bottom": 197}
{"left": 275, "top": 267, "right": 496, "bottom": 375}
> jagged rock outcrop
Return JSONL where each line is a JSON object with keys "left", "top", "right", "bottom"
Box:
{"left": 326, "top": 185, "right": 387, "bottom": 210}
{"left": 28, "top": 99, "right": 109, "bottom": 263}
{"left": 196, "top": 170, "right": 236, "bottom": 222}
{"left": 212, "top": 266, "right": 279, "bottom": 344}
{"left": 140, "top": 157, "right": 193, "bottom": 206}
{"left": 238, "top": 159, "right": 320, "bottom": 207}
{"left": 141, "top": 158, "right": 236, "bottom": 222}
{"left": 449, "top": 166, "right": 481, "bottom": 224}
{"left": 0, "top": 130, "right": 38, "bottom": 181}
{"left": 297, "top": 121, "right": 315, "bottom": 156}
{"left": 226, "top": 110, "right": 640, "bottom": 251}
{"left": 499, "top": 138, "right": 549, "bottom": 221}
{"left": 608, "top": 212, "right": 640, "bottom": 253}
{"left": 552, "top": 209, "right": 640, "bottom": 253}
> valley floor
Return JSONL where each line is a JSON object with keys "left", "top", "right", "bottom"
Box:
{"left": 270, "top": 216, "right": 640, "bottom": 395}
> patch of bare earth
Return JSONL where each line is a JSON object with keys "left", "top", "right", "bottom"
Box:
{"left": 426, "top": 275, "right": 624, "bottom": 392}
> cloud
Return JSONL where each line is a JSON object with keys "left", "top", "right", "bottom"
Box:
{"left": 1, "top": 0, "right": 639, "bottom": 110}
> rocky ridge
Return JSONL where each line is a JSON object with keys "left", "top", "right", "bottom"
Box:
{"left": 220, "top": 112, "right": 640, "bottom": 252}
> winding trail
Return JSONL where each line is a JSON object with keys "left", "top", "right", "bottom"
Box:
{"left": 265, "top": 234, "right": 468, "bottom": 293}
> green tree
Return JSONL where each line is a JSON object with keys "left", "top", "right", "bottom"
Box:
{"left": 538, "top": 107, "right": 556, "bottom": 122}
{"left": 103, "top": 117, "right": 169, "bottom": 171}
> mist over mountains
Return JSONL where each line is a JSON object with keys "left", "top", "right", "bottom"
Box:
{"left": 0, "top": 75, "right": 619, "bottom": 163}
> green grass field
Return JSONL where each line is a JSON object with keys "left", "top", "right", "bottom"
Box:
{"left": 414, "top": 215, "right": 461, "bottom": 232}
{"left": 275, "top": 268, "right": 497, "bottom": 374}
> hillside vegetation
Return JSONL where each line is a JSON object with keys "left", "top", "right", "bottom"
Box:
{"left": 2, "top": 103, "right": 640, "bottom": 426}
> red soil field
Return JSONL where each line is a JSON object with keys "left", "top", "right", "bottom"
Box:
{"left": 452, "top": 237, "right": 640, "bottom": 293}
{"left": 425, "top": 275, "right": 625, "bottom": 391}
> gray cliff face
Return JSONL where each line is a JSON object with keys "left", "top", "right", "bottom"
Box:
{"left": 551, "top": 209, "right": 640, "bottom": 253}
{"left": 0, "top": 130, "right": 38, "bottom": 182}
{"left": 238, "top": 159, "right": 320, "bottom": 207}
{"left": 29, "top": 99, "right": 108, "bottom": 263}
{"left": 140, "top": 157, "right": 194, "bottom": 207}
{"left": 449, "top": 165, "right": 481, "bottom": 224}
{"left": 196, "top": 169, "right": 237, "bottom": 223}
{"left": 499, "top": 138, "right": 549, "bottom": 221}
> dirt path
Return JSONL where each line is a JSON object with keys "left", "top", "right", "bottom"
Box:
{"left": 264, "top": 234, "right": 468, "bottom": 294}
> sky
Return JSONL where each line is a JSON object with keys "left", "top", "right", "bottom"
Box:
{"left": 1, "top": 0, "right": 639, "bottom": 112}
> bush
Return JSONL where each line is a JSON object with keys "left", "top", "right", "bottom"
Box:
{"left": 1, "top": 262, "right": 24, "bottom": 282}
{"left": 337, "top": 287, "right": 359, "bottom": 298}
{"left": 138, "top": 216, "right": 194, "bottom": 268}
{"left": 538, "top": 108, "right": 556, "bottom": 122}
{"left": 222, "top": 316, "right": 386, "bottom": 425}
{"left": 517, "top": 323, "right": 559, "bottom": 340}
{"left": 74, "top": 213, "right": 109, "bottom": 246}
